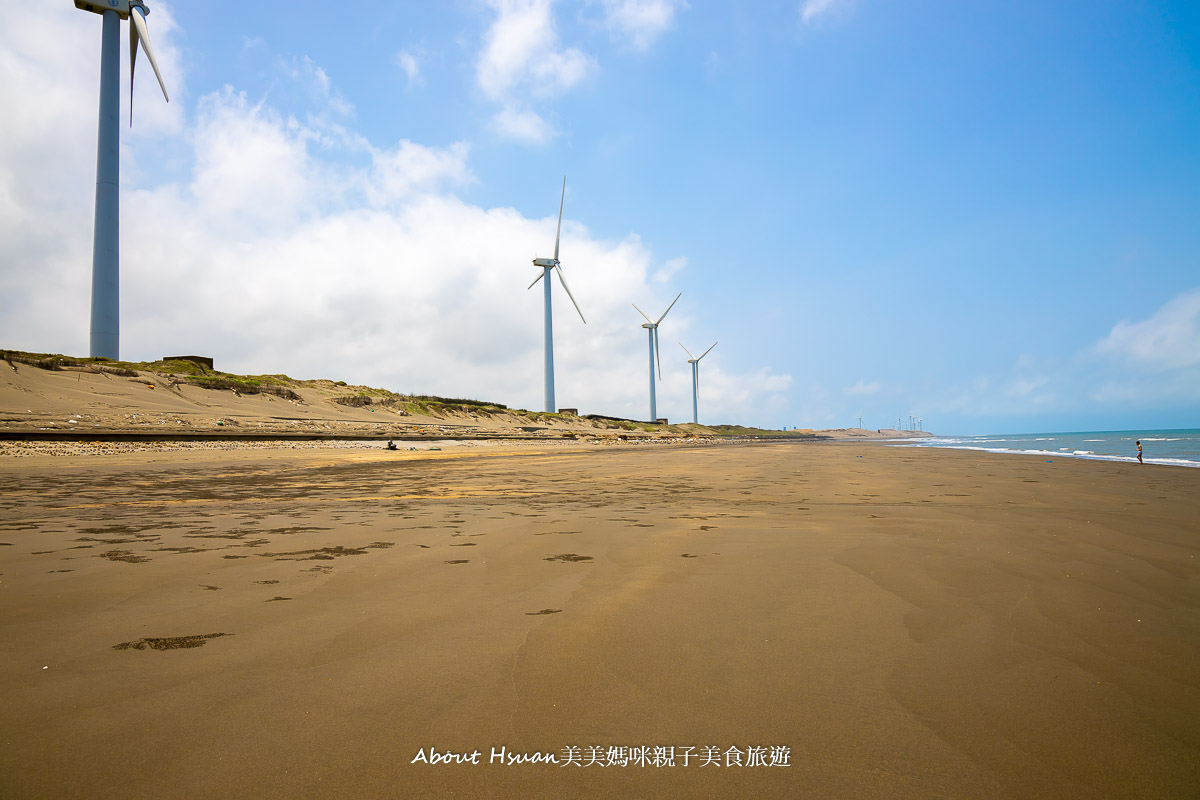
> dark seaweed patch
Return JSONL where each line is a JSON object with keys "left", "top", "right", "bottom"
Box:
{"left": 263, "top": 546, "right": 369, "bottom": 561}
{"left": 114, "top": 633, "right": 229, "bottom": 651}
{"left": 100, "top": 549, "right": 150, "bottom": 564}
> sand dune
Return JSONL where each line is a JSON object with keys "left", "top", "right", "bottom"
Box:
{"left": 0, "top": 356, "right": 924, "bottom": 442}
{"left": 0, "top": 357, "right": 588, "bottom": 439}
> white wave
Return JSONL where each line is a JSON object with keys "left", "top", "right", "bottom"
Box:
{"left": 1150, "top": 457, "right": 1200, "bottom": 467}
{"left": 892, "top": 442, "right": 1200, "bottom": 468}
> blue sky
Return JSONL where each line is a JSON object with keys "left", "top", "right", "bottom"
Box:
{"left": 1, "top": 0, "right": 1197, "bottom": 434}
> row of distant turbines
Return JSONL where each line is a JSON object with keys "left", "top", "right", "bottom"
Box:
{"left": 77, "top": 4, "right": 715, "bottom": 424}
{"left": 529, "top": 179, "right": 717, "bottom": 423}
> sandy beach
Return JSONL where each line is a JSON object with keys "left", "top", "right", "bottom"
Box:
{"left": 1, "top": 439, "right": 1197, "bottom": 798}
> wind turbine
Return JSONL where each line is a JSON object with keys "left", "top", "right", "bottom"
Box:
{"left": 679, "top": 341, "right": 717, "bottom": 424}
{"left": 528, "top": 177, "right": 585, "bottom": 412}
{"left": 632, "top": 293, "right": 680, "bottom": 422}
{"left": 77, "top": 0, "right": 170, "bottom": 360}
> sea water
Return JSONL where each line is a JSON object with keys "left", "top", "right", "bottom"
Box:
{"left": 899, "top": 429, "right": 1200, "bottom": 468}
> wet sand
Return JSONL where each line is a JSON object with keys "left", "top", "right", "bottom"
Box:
{"left": 1, "top": 441, "right": 1197, "bottom": 798}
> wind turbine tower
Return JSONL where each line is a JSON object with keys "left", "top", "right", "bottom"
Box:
{"left": 680, "top": 341, "right": 717, "bottom": 424}
{"left": 633, "top": 293, "right": 680, "bottom": 422}
{"left": 77, "top": 0, "right": 170, "bottom": 360}
{"left": 528, "top": 177, "right": 586, "bottom": 412}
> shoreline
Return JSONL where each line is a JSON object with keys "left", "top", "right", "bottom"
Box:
{"left": 896, "top": 435, "right": 1200, "bottom": 469}
{"left": 7, "top": 434, "right": 1199, "bottom": 471}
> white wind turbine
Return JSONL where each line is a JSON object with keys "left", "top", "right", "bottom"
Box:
{"left": 679, "top": 340, "right": 717, "bottom": 424}
{"left": 632, "top": 292, "right": 680, "bottom": 422}
{"left": 528, "top": 177, "right": 585, "bottom": 412}
{"left": 76, "top": 0, "right": 170, "bottom": 360}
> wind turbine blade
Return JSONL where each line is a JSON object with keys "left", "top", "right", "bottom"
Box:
{"left": 679, "top": 341, "right": 695, "bottom": 360}
{"left": 699, "top": 341, "right": 718, "bottom": 360}
{"left": 696, "top": 365, "right": 700, "bottom": 400}
{"left": 527, "top": 270, "right": 545, "bottom": 290}
{"left": 656, "top": 292, "right": 681, "bottom": 325}
{"left": 554, "top": 265, "right": 586, "bottom": 323}
{"left": 553, "top": 176, "right": 565, "bottom": 263}
{"left": 632, "top": 303, "right": 654, "bottom": 324}
{"left": 130, "top": 6, "right": 169, "bottom": 106}
{"left": 128, "top": 14, "right": 138, "bottom": 126}
{"left": 654, "top": 328, "right": 662, "bottom": 379}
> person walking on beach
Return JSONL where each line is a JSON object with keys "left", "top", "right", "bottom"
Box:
{"left": 1136, "top": 440, "right": 1143, "bottom": 464}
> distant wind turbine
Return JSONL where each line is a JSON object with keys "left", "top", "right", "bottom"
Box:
{"left": 632, "top": 293, "right": 680, "bottom": 422}
{"left": 77, "top": 0, "right": 170, "bottom": 360}
{"left": 680, "top": 341, "right": 717, "bottom": 424}
{"left": 528, "top": 177, "right": 585, "bottom": 412}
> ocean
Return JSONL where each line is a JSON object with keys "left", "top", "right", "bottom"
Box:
{"left": 899, "top": 429, "right": 1200, "bottom": 468}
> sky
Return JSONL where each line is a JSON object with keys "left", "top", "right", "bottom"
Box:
{"left": 1, "top": 0, "right": 1198, "bottom": 435}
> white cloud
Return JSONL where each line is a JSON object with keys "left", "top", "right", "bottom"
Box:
{"left": 475, "top": 0, "right": 593, "bottom": 145}
{"left": 1094, "top": 289, "right": 1200, "bottom": 371}
{"left": 477, "top": 0, "right": 593, "bottom": 100}
{"left": 188, "top": 89, "right": 317, "bottom": 235}
{"left": 844, "top": 378, "right": 880, "bottom": 396}
{"left": 365, "top": 140, "right": 473, "bottom": 207}
{"left": 490, "top": 107, "right": 554, "bottom": 145}
{"left": 281, "top": 55, "right": 354, "bottom": 118}
{"left": 394, "top": 50, "right": 421, "bottom": 84}
{"left": 763, "top": 373, "right": 793, "bottom": 392}
{"left": 799, "top": 0, "right": 851, "bottom": 26}
{"left": 598, "top": 0, "right": 687, "bottom": 50}
{"left": 1004, "top": 376, "right": 1054, "bottom": 408}
{"left": 0, "top": 21, "right": 788, "bottom": 422}
{"left": 652, "top": 256, "right": 687, "bottom": 284}
{"left": 1086, "top": 289, "right": 1200, "bottom": 409}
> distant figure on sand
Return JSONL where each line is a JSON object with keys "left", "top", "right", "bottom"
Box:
{"left": 1136, "top": 440, "right": 1143, "bottom": 464}
{"left": 386, "top": 440, "right": 397, "bottom": 451}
